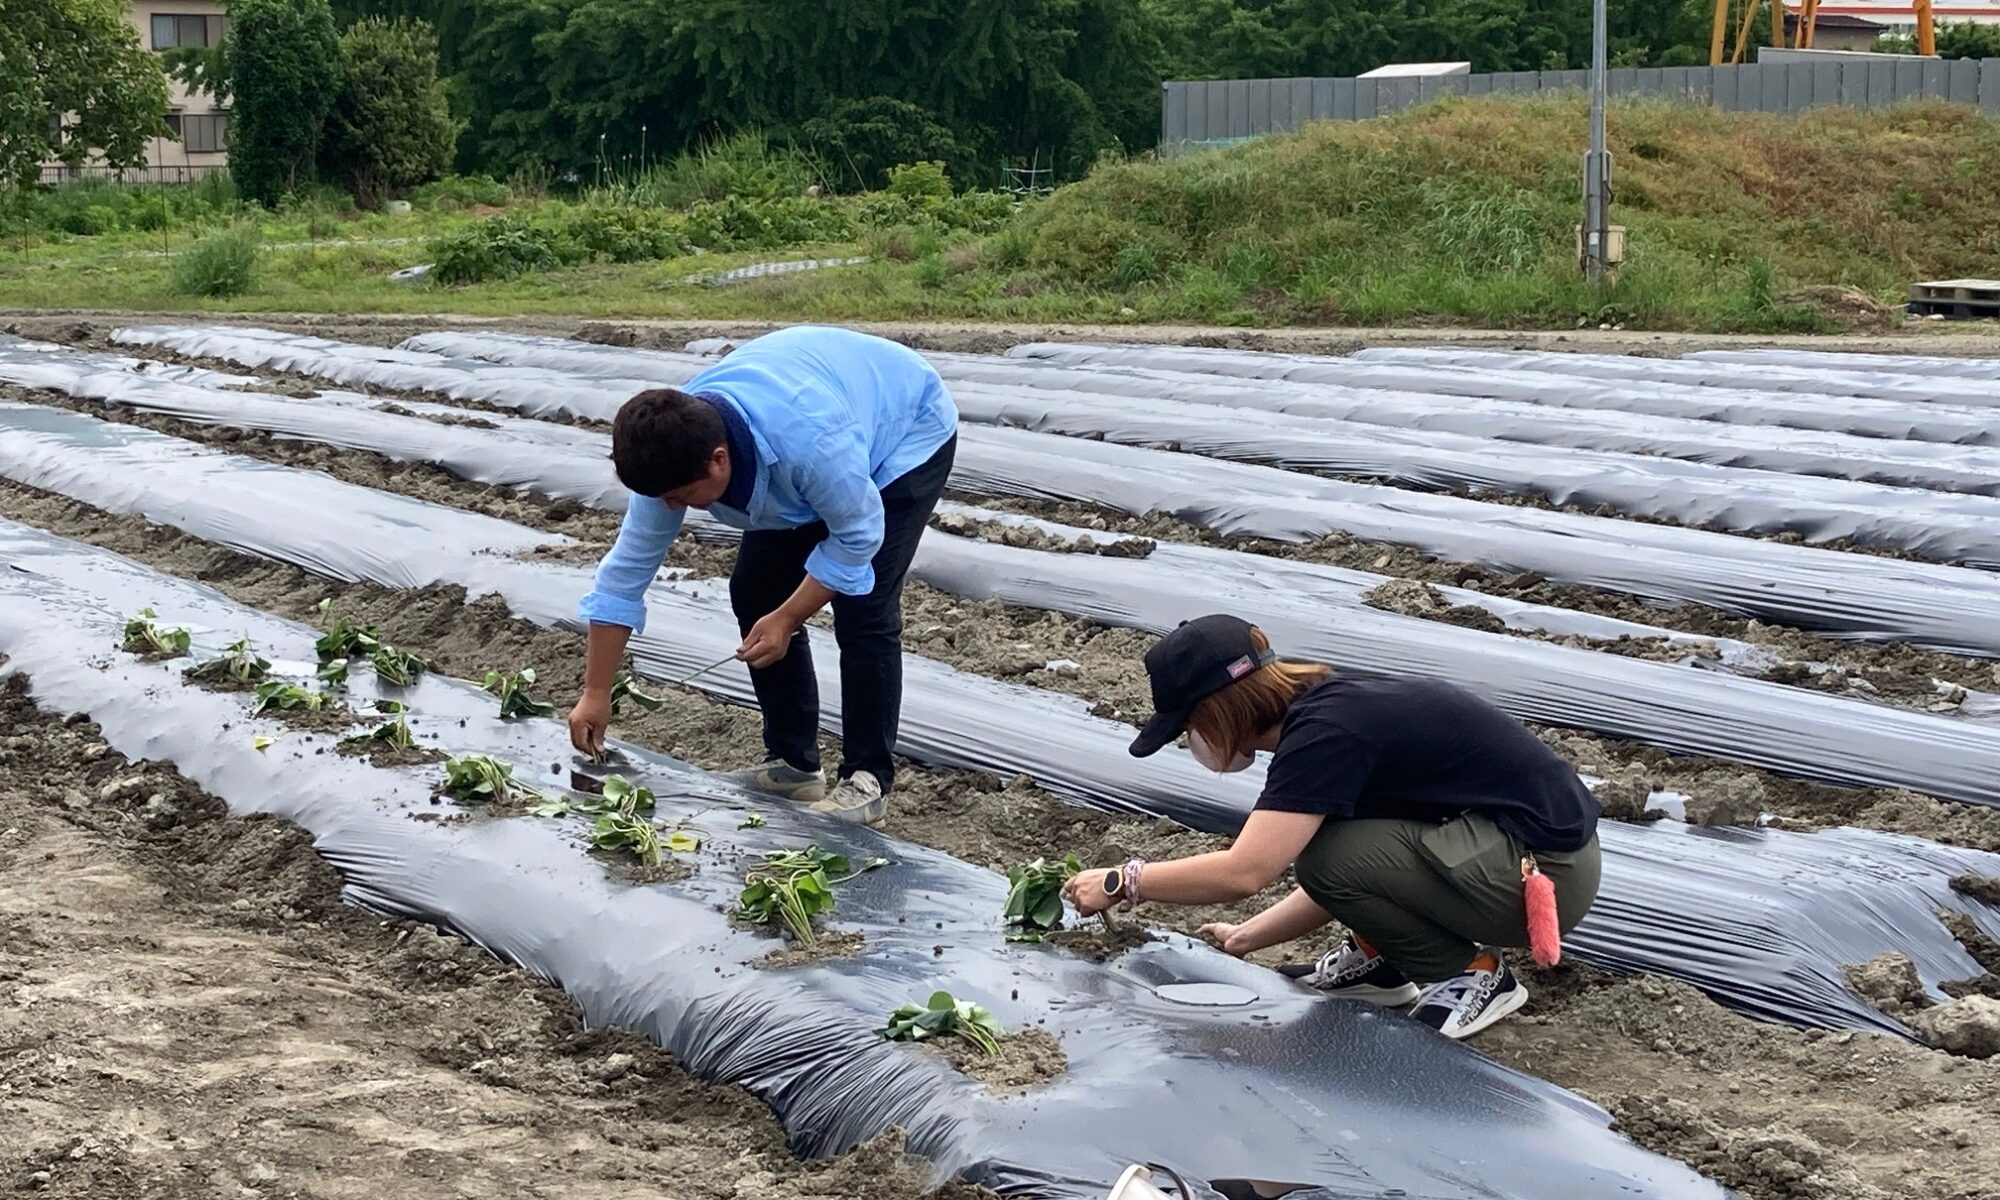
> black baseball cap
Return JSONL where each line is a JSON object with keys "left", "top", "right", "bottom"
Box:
{"left": 1129, "top": 614, "right": 1276, "bottom": 758}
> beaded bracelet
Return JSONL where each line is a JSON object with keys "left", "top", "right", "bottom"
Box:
{"left": 1122, "top": 858, "right": 1146, "bottom": 908}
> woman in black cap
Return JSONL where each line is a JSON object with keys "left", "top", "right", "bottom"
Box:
{"left": 1061, "top": 614, "right": 1602, "bottom": 1039}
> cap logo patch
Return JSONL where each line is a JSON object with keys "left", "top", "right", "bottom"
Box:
{"left": 1226, "top": 655, "right": 1256, "bottom": 678}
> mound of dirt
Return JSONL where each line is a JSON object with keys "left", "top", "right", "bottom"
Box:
{"left": 1908, "top": 996, "right": 2000, "bottom": 1059}
{"left": 932, "top": 510, "right": 1156, "bottom": 558}
{"left": 1044, "top": 923, "right": 1157, "bottom": 961}
{"left": 753, "top": 929, "right": 865, "bottom": 968}
{"left": 1778, "top": 286, "right": 1895, "bottom": 332}
{"left": 1953, "top": 874, "right": 2000, "bottom": 907}
{"left": 1843, "top": 951, "right": 1931, "bottom": 1022}
{"left": 1680, "top": 772, "right": 1768, "bottom": 827}
{"left": 1361, "top": 577, "right": 1508, "bottom": 633}
{"left": 925, "top": 1027, "right": 1067, "bottom": 1093}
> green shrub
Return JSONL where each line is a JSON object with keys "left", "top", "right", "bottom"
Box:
{"left": 886, "top": 160, "right": 952, "bottom": 203}
{"left": 428, "top": 215, "right": 563, "bottom": 284}
{"left": 55, "top": 204, "right": 121, "bottom": 236}
{"left": 410, "top": 174, "right": 509, "bottom": 211}
{"left": 614, "top": 131, "right": 822, "bottom": 209}
{"left": 1027, "top": 208, "right": 1171, "bottom": 286}
{"left": 546, "top": 206, "right": 687, "bottom": 263}
{"left": 681, "top": 194, "right": 854, "bottom": 251}
{"left": 867, "top": 222, "right": 944, "bottom": 263}
{"left": 322, "top": 17, "right": 460, "bottom": 208}
{"left": 172, "top": 225, "right": 260, "bottom": 296}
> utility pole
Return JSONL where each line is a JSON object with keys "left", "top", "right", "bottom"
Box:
{"left": 1580, "top": 0, "right": 1612, "bottom": 280}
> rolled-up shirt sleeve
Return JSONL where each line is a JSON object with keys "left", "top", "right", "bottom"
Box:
{"left": 577, "top": 491, "right": 685, "bottom": 634}
{"left": 795, "top": 433, "right": 884, "bottom": 596}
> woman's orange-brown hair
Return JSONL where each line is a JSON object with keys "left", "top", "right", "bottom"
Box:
{"left": 1184, "top": 626, "right": 1330, "bottom": 760}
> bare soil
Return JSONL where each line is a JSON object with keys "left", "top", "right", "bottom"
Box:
{"left": 13, "top": 310, "right": 2000, "bottom": 358}
{"left": 752, "top": 930, "right": 865, "bottom": 969}
{"left": 0, "top": 677, "right": 985, "bottom": 1200}
{"left": 923, "top": 1028, "right": 1067, "bottom": 1093}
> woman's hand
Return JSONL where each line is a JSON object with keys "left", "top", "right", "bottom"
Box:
{"left": 1198, "top": 922, "right": 1246, "bottom": 956}
{"left": 1061, "top": 869, "right": 1119, "bottom": 917}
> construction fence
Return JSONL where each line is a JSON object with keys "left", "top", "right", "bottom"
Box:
{"left": 1160, "top": 56, "right": 2000, "bottom": 149}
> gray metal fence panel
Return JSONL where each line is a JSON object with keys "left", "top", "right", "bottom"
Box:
{"left": 1203, "top": 82, "right": 1227, "bottom": 142}
{"left": 1249, "top": 78, "right": 1274, "bottom": 134}
{"left": 1759, "top": 64, "right": 1788, "bottom": 111}
{"left": 1867, "top": 59, "right": 1897, "bottom": 107}
{"left": 1984, "top": 60, "right": 2000, "bottom": 112}
{"left": 1354, "top": 78, "right": 1378, "bottom": 119}
{"left": 1921, "top": 58, "right": 1949, "bottom": 98}
{"left": 1311, "top": 76, "right": 1335, "bottom": 118}
{"left": 1289, "top": 77, "right": 1315, "bottom": 127}
{"left": 1227, "top": 79, "right": 1252, "bottom": 137}
{"left": 1714, "top": 66, "right": 1742, "bottom": 110}
{"left": 1895, "top": 58, "right": 1925, "bottom": 97}
{"left": 1810, "top": 62, "right": 1840, "bottom": 108}
{"left": 1163, "top": 84, "right": 1188, "bottom": 144}
{"left": 1334, "top": 76, "right": 1357, "bottom": 119}
{"left": 1948, "top": 58, "right": 1981, "bottom": 104}
{"left": 1838, "top": 61, "right": 1867, "bottom": 107}
{"left": 1383, "top": 76, "right": 1420, "bottom": 113}
{"left": 1469, "top": 73, "right": 1493, "bottom": 96}
{"left": 1610, "top": 67, "right": 1641, "bottom": 94}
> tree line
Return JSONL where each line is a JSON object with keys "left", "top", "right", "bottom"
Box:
{"left": 7, "top": 0, "right": 1996, "bottom": 208}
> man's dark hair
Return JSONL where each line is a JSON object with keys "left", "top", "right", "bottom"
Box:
{"left": 611, "top": 388, "right": 726, "bottom": 496}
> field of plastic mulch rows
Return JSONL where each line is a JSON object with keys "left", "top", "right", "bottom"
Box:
{"left": 1, "top": 322, "right": 1998, "bottom": 1200}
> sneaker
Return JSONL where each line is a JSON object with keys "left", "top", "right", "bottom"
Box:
{"left": 804, "top": 770, "right": 887, "bottom": 828}
{"left": 721, "top": 759, "right": 825, "bottom": 804}
{"left": 1410, "top": 954, "right": 1529, "bottom": 1040}
{"left": 1282, "top": 936, "right": 1421, "bottom": 1006}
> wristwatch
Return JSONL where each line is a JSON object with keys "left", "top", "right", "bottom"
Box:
{"left": 1099, "top": 868, "right": 1124, "bottom": 900}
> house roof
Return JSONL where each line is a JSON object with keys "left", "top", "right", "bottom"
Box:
{"left": 1784, "top": 11, "right": 1889, "bottom": 25}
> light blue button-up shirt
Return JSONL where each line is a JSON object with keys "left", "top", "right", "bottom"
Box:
{"left": 577, "top": 326, "right": 958, "bottom": 634}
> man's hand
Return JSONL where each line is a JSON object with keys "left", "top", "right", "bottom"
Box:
{"left": 568, "top": 687, "right": 612, "bottom": 756}
{"left": 738, "top": 611, "right": 800, "bottom": 669}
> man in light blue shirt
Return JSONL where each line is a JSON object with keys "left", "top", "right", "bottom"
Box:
{"left": 567, "top": 326, "right": 958, "bottom": 826}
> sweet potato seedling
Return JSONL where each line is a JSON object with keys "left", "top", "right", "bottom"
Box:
{"left": 881, "top": 991, "right": 1005, "bottom": 1057}
{"left": 483, "top": 667, "right": 556, "bottom": 719}
{"left": 251, "top": 681, "right": 332, "bottom": 715}
{"left": 440, "top": 754, "right": 544, "bottom": 806}
{"left": 313, "top": 600, "right": 382, "bottom": 662}
{"left": 121, "top": 608, "right": 191, "bottom": 657}
{"left": 585, "top": 775, "right": 701, "bottom": 865}
{"left": 316, "top": 658, "right": 349, "bottom": 686}
{"left": 341, "top": 715, "right": 416, "bottom": 751}
{"left": 186, "top": 639, "right": 272, "bottom": 685}
{"left": 735, "top": 846, "right": 886, "bottom": 946}
{"left": 1003, "top": 854, "right": 1085, "bottom": 942}
{"left": 609, "top": 671, "right": 665, "bottom": 715}
{"left": 369, "top": 645, "right": 428, "bottom": 688}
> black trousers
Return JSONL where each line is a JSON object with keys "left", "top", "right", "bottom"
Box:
{"left": 727, "top": 435, "right": 955, "bottom": 788}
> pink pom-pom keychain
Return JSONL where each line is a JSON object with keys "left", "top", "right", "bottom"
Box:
{"left": 1521, "top": 855, "right": 1562, "bottom": 968}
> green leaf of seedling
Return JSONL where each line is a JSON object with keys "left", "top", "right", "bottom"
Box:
{"left": 369, "top": 644, "right": 427, "bottom": 688}
{"left": 738, "top": 813, "right": 766, "bottom": 830}
{"left": 483, "top": 667, "right": 557, "bottom": 719}
{"left": 121, "top": 608, "right": 192, "bottom": 657}
{"left": 186, "top": 639, "right": 272, "bottom": 685}
{"left": 609, "top": 671, "right": 665, "bottom": 715}
{"left": 530, "top": 795, "right": 573, "bottom": 818}
{"left": 253, "top": 735, "right": 276, "bottom": 752}
{"left": 665, "top": 829, "right": 700, "bottom": 854}
{"left": 316, "top": 658, "right": 349, "bottom": 686}
{"left": 374, "top": 699, "right": 407, "bottom": 714}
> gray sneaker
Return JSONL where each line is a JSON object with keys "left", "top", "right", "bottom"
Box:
{"left": 722, "top": 759, "right": 825, "bottom": 804}
{"left": 805, "top": 770, "right": 886, "bottom": 828}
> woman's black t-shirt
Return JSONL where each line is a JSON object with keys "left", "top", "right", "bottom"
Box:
{"left": 1256, "top": 676, "right": 1599, "bottom": 852}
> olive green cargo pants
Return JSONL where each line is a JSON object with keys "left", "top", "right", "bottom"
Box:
{"left": 1293, "top": 813, "right": 1602, "bottom": 983}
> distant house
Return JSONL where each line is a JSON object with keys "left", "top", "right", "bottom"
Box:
{"left": 41, "top": 0, "right": 230, "bottom": 183}
{"left": 1783, "top": 11, "right": 1889, "bottom": 49}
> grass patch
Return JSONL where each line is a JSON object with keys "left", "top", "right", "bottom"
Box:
{"left": 6, "top": 95, "right": 1996, "bottom": 330}
{"left": 171, "top": 225, "right": 262, "bottom": 298}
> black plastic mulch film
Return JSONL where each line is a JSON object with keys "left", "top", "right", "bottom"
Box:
{"left": 0, "top": 519, "right": 1738, "bottom": 1200}
{"left": 295, "top": 325, "right": 2000, "bottom": 659}
{"left": 389, "top": 330, "right": 2000, "bottom": 568}
{"left": 11, "top": 341, "right": 2000, "bottom": 809}
{"left": 1, "top": 368, "right": 1998, "bottom": 1042}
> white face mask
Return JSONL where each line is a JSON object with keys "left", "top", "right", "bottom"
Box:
{"left": 1188, "top": 728, "right": 1254, "bottom": 774}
